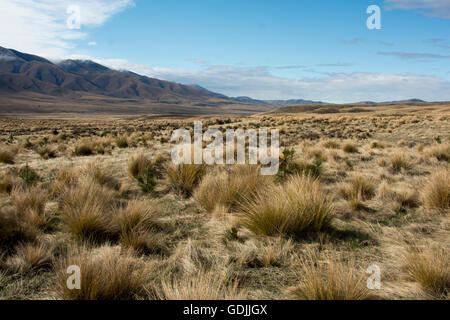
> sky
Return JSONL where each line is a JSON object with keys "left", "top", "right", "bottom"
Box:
{"left": 0, "top": 0, "right": 449, "bottom": 103}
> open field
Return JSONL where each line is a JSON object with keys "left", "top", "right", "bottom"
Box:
{"left": 0, "top": 103, "right": 449, "bottom": 300}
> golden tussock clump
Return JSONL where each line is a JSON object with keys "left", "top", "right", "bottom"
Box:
{"left": 287, "top": 251, "right": 370, "bottom": 300}
{"left": 0, "top": 144, "right": 18, "bottom": 164}
{"left": 403, "top": 246, "right": 449, "bottom": 298}
{"left": 157, "top": 270, "right": 247, "bottom": 300}
{"left": 194, "top": 165, "right": 273, "bottom": 213}
{"left": 422, "top": 170, "right": 449, "bottom": 212}
{"left": 240, "top": 174, "right": 334, "bottom": 238}
{"left": 167, "top": 163, "right": 207, "bottom": 197}
{"left": 60, "top": 177, "right": 118, "bottom": 242}
{"left": 56, "top": 245, "right": 146, "bottom": 300}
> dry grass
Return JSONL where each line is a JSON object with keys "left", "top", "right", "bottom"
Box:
{"left": 56, "top": 245, "right": 146, "bottom": 300}
{"left": 167, "top": 163, "right": 207, "bottom": 197}
{"left": 287, "top": 251, "right": 370, "bottom": 300}
{"left": 194, "top": 165, "right": 273, "bottom": 212}
{"left": 0, "top": 207, "right": 36, "bottom": 253}
{"left": 128, "top": 153, "right": 152, "bottom": 178}
{"left": 343, "top": 143, "right": 358, "bottom": 153}
{"left": 423, "top": 170, "right": 449, "bottom": 212}
{"left": 0, "top": 172, "right": 21, "bottom": 194}
{"left": 60, "top": 177, "right": 118, "bottom": 242}
{"left": 157, "top": 270, "right": 247, "bottom": 300}
{"left": 390, "top": 153, "right": 412, "bottom": 173}
{"left": 240, "top": 174, "right": 335, "bottom": 238}
{"left": 403, "top": 246, "right": 449, "bottom": 298}
{"left": 0, "top": 144, "right": 18, "bottom": 164}
{"left": 116, "top": 200, "right": 164, "bottom": 254}
{"left": 7, "top": 243, "right": 53, "bottom": 273}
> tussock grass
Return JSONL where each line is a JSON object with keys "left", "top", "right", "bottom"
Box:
{"left": 84, "top": 161, "right": 121, "bottom": 191}
{"left": 7, "top": 243, "right": 52, "bottom": 273}
{"left": 404, "top": 246, "right": 449, "bottom": 298}
{"left": 287, "top": 252, "right": 370, "bottom": 300}
{"left": 73, "top": 139, "right": 95, "bottom": 156}
{"left": 339, "top": 174, "right": 376, "bottom": 201}
{"left": 60, "top": 178, "right": 118, "bottom": 242}
{"left": 56, "top": 246, "right": 146, "bottom": 300}
{"left": 157, "top": 270, "right": 247, "bottom": 300}
{"left": 0, "top": 207, "right": 36, "bottom": 254}
{"left": 116, "top": 200, "right": 165, "bottom": 254}
{"left": 0, "top": 172, "right": 21, "bottom": 194}
{"left": 128, "top": 153, "right": 152, "bottom": 178}
{"left": 11, "top": 186, "right": 54, "bottom": 231}
{"left": 343, "top": 143, "right": 358, "bottom": 153}
{"left": 240, "top": 174, "right": 334, "bottom": 238}
{"left": 167, "top": 163, "right": 206, "bottom": 197}
{"left": 426, "top": 143, "right": 450, "bottom": 162}
{"left": 390, "top": 153, "right": 412, "bottom": 173}
{"left": 0, "top": 144, "right": 18, "bottom": 164}
{"left": 116, "top": 136, "right": 129, "bottom": 149}
{"left": 423, "top": 170, "right": 449, "bottom": 212}
{"left": 195, "top": 165, "right": 273, "bottom": 213}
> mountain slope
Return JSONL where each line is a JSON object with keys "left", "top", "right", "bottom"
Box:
{"left": 0, "top": 46, "right": 228, "bottom": 102}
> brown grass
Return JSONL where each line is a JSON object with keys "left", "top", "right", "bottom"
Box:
{"left": 404, "top": 246, "right": 449, "bottom": 298}
{"left": 287, "top": 252, "right": 370, "bottom": 300}
{"left": 167, "top": 163, "right": 207, "bottom": 197}
{"left": 194, "top": 165, "right": 273, "bottom": 212}
{"left": 423, "top": 170, "right": 449, "bottom": 212}
{"left": 240, "top": 174, "right": 335, "bottom": 238}
{"left": 56, "top": 245, "right": 146, "bottom": 300}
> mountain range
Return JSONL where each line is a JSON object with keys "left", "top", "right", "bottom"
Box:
{"left": 0, "top": 46, "right": 431, "bottom": 116}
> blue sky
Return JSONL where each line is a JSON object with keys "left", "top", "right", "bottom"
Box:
{"left": 1, "top": 0, "right": 449, "bottom": 102}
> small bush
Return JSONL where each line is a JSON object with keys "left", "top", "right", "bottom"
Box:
{"left": 18, "top": 165, "right": 40, "bottom": 185}
{"left": 240, "top": 174, "right": 335, "bottom": 238}
{"left": 167, "top": 163, "right": 206, "bottom": 197}
{"left": 423, "top": 170, "right": 449, "bottom": 212}
{"left": 56, "top": 246, "right": 146, "bottom": 300}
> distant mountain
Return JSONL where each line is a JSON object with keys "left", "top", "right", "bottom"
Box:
{"left": 233, "top": 96, "right": 325, "bottom": 107}
{"left": 0, "top": 46, "right": 232, "bottom": 103}
{"left": 355, "top": 99, "right": 426, "bottom": 105}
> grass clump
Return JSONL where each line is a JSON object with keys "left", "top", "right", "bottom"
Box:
{"left": 157, "top": 270, "right": 246, "bottom": 300}
{"left": 18, "top": 165, "right": 40, "bottom": 185}
{"left": 404, "top": 246, "right": 449, "bottom": 298}
{"left": 287, "top": 252, "right": 370, "bottom": 300}
{"left": 56, "top": 246, "right": 146, "bottom": 300}
{"left": 116, "top": 200, "right": 165, "bottom": 255}
{"left": 167, "top": 163, "right": 206, "bottom": 197}
{"left": 73, "top": 139, "right": 95, "bottom": 156}
{"left": 240, "top": 174, "right": 334, "bottom": 238}
{"left": 194, "top": 165, "right": 273, "bottom": 213}
{"left": 7, "top": 243, "right": 53, "bottom": 273}
{"left": 277, "top": 149, "right": 322, "bottom": 180}
{"left": 60, "top": 178, "right": 118, "bottom": 243}
{"left": 343, "top": 143, "right": 358, "bottom": 153}
{"left": 0, "top": 144, "right": 18, "bottom": 164}
{"left": 390, "top": 153, "right": 412, "bottom": 173}
{"left": 423, "top": 170, "right": 449, "bottom": 213}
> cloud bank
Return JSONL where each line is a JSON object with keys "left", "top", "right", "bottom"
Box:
{"left": 0, "top": 0, "right": 134, "bottom": 58}
{"left": 385, "top": 0, "right": 450, "bottom": 18}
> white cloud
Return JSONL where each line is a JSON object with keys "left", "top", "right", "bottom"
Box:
{"left": 0, "top": 0, "right": 133, "bottom": 58}
{"left": 85, "top": 58, "right": 450, "bottom": 103}
{"left": 385, "top": 0, "right": 450, "bottom": 18}
{"left": 88, "top": 41, "right": 97, "bottom": 46}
